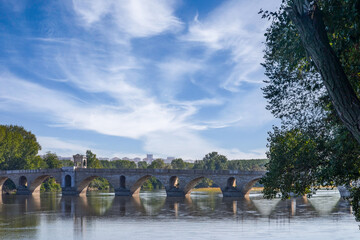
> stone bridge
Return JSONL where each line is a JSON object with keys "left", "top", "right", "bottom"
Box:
{"left": 0, "top": 167, "right": 266, "bottom": 197}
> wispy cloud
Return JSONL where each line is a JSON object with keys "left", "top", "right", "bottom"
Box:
{"left": 37, "top": 136, "right": 89, "bottom": 156}
{"left": 0, "top": 73, "right": 186, "bottom": 138}
{"left": 183, "top": 0, "right": 280, "bottom": 91}
{"left": 72, "top": 0, "right": 183, "bottom": 38}
{"left": 0, "top": 0, "right": 279, "bottom": 159}
{"left": 144, "top": 130, "right": 266, "bottom": 160}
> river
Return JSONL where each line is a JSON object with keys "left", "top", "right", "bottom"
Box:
{"left": 0, "top": 190, "right": 359, "bottom": 239}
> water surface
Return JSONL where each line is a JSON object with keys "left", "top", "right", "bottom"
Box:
{"left": 0, "top": 190, "right": 359, "bottom": 239}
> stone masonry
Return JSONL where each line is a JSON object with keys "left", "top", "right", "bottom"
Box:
{"left": 0, "top": 168, "right": 266, "bottom": 197}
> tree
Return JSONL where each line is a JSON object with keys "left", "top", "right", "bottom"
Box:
{"left": 261, "top": 127, "right": 327, "bottom": 198}
{"left": 61, "top": 159, "right": 74, "bottom": 167}
{"left": 171, "top": 158, "right": 193, "bottom": 169}
{"left": 0, "top": 125, "right": 42, "bottom": 170}
{"left": 171, "top": 158, "right": 186, "bottom": 169}
{"left": 112, "top": 160, "right": 136, "bottom": 169}
{"left": 28, "top": 155, "right": 48, "bottom": 169}
{"left": 86, "top": 150, "right": 102, "bottom": 169}
{"left": 261, "top": 125, "right": 360, "bottom": 198}
{"left": 41, "top": 177, "right": 61, "bottom": 192}
{"left": 43, "top": 152, "right": 62, "bottom": 169}
{"left": 147, "top": 159, "right": 166, "bottom": 169}
{"left": 286, "top": 0, "right": 360, "bottom": 144}
{"left": 262, "top": 1, "right": 360, "bottom": 129}
{"left": 227, "top": 159, "right": 268, "bottom": 171}
{"left": 261, "top": 0, "right": 360, "bottom": 219}
{"left": 202, "top": 152, "right": 228, "bottom": 170}
{"left": 137, "top": 161, "right": 148, "bottom": 169}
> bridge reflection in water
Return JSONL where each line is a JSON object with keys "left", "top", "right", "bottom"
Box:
{"left": 0, "top": 191, "right": 356, "bottom": 240}
{"left": 0, "top": 190, "right": 352, "bottom": 232}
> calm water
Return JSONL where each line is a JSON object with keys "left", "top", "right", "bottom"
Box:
{"left": 0, "top": 190, "right": 359, "bottom": 240}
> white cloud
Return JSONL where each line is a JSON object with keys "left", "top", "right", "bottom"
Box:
{"left": 183, "top": 0, "right": 281, "bottom": 91}
{"left": 0, "top": 1, "right": 280, "bottom": 160}
{"left": 72, "top": 0, "right": 182, "bottom": 38}
{"left": 38, "top": 136, "right": 89, "bottom": 156}
{"left": 144, "top": 130, "right": 266, "bottom": 160}
{"left": 37, "top": 136, "right": 147, "bottom": 159}
{"left": 0, "top": 72, "right": 269, "bottom": 159}
{"left": 0, "top": 73, "right": 185, "bottom": 138}
{"left": 211, "top": 89, "right": 273, "bottom": 128}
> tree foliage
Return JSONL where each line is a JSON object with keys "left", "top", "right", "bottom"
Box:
{"left": 43, "top": 152, "right": 62, "bottom": 169}
{"left": 171, "top": 158, "right": 193, "bottom": 169}
{"left": 40, "top": 177, "right": 61, "bottom": 192}
{"left": 86, "top": 150, "right": 102, "bottom": 169}
{"left": 193, "top": 152, "right": 228, "bottom": 170}
{"left": 137, "top": 161, "right": 148, "bottom": 169}
{"left": 0, "top": 125, "right": 42, "bottom": 170}
{"left": 147, "top": 159, "right": 167, "bottom": 169}
{"left": 260, "top": 0, "right": 360, "bottom": 219}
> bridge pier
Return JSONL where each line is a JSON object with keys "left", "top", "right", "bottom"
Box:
{"left": 221, "top": 188, "right": 247, "bottom": 198}
{"left": 166, "top": 188, "right": 186, "bottom": 197}
{"left": 115, "top": 188, "right": 131, "bottom": 196}
{"left": 16, "top": 186, "right": 31, "bottom": 195}
{"left": 62, "top": 187, "right": 78, "bottom": 196}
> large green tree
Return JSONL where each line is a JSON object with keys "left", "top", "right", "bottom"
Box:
{"left": 287, "top": 0, "right": 360, "bottom": 143}
{"left": 193, "top": 152, "right": 228, "bottom": 170}
{"left": 0, "top": 125, "right": 42, "bottom": 170}
{"left": 171, "top": 158, "right": 193, "bottom": 170}
{"left": 43, "top": 152, "right": 62, "bottom": 169}
{"left": 86, "top": 150, "right": 102, "bottom": 169}
{"left": 147, "top": 159, "right": 167, "bottom": 169}
{"left": 261, "top": 0, "right": 360, "bottom": 218}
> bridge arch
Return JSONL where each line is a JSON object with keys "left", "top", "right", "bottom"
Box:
{"left": 77, "top": 175, "right": 114, "bottom": 195}
{"left": 0, "top": 177, "right": 16, "bottom": 194}
{"left": 226, "top": 177, "right": 237, "bottom": 189}
{"left": 130, "top": 175, "right": 166, "bottom": 196}
{"left": 120, "top": 175, "right": 126, "bottom": 189}
{"left": 65, "top": 175, "right": 72, "bottom": 188}
{"left": 29, "top": 175, "right": 59, "bottom": 193}
{"left": 130, "top": 175, "right": 152, "bottom": 195}
{"left": 241, "top": 177, "right": 262, "bottom": 197}
{"left": 19, "top": 176, "right": 28, "bottom": 188}
{"left": 183, "top": 176, "right": 220, "bottom": 196}
{"left": 169, "top": 176, "right": 179, "bottom": 189}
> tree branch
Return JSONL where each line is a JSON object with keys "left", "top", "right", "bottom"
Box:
{"left": 286, "top": 0, "right": 360, "bottom": 143}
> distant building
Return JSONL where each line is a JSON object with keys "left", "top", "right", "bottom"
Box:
{"left": 73, "top": 154, "right": 87, "bottom": 168}
{"left": 133, "top": 157, "right": 141, "bottom": 163}
{"left": 122, "top": 157, "right": 130, "bottom": 161}
{"left": 111, "top": 157, "right": 121, "bottom": 161}
{"left": 165, "top": 157, "right": 175, "bottom": 163}
{"left": 143, "top": 154, "right": 154, "bottom": 163}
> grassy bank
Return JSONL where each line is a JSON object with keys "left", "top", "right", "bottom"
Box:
{"left": 192, "top": 187, "right": 264, "bottom": 193}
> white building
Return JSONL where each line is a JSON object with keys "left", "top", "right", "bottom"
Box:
{"left": 165, "top": 157, "right": 175, "bottom": 163}
{"left": 143, "top": 154, "right": 154, "bottom": 163}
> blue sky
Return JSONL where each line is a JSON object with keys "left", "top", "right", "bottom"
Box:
{"left": 0, "top": 0, "right": 281, "bottom": 159}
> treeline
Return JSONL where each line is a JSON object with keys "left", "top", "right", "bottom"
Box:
{"left": 85, "top": 150, "right": 268, "bottom": 172}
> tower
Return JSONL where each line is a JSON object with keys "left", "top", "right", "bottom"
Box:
{"left": 73, "top": 154, "right": 87, "bottom": 168}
